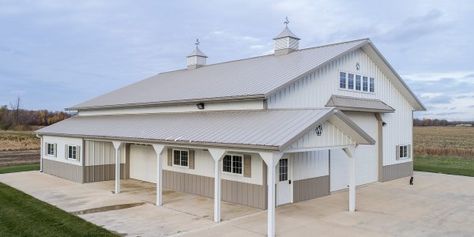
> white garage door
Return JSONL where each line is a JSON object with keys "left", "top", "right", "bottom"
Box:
{"left": 330, "top": 112, "right": 378, "bottom": 191}
{"left": 130, "top": 144, "right": 157, "bottom": 183}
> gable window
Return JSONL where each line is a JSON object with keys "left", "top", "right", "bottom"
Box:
{"left": 339, "top": 72, "right": 346, "bottom": 89}
{"left": 173, "top": 149, "right": 189, "bottom": 167}
{"left": 46, "top": 143, "right": 57, "bottom": 156}
{"left": 223, "top": 154, "right": 243, "bottom": 175}
{"left": 362, "top": 76, "right": 368, "bottom": 91}
{"left": 369, "top": 77, "right": 375, "bottom": 92}
{"left": 66, "top": 145, "right": 78, "bottom": 160}
{"left": 397, "top": 145, "right": 411, "bottom": 160}
{"left": 348, "top": 73, "right": 354, "bottom": 89}
{"left": 355, "top": 75, "right": 361, "bottom": 91}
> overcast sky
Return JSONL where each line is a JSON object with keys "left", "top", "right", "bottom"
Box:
{"left": 0, "top": 0, "right": 473, "bottom": 120}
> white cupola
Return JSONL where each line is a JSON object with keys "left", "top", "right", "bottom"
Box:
{"left": 273, "top": 17, "right": 300, "bottom": 55}
{"left": 187, "top": 39, "right": 207, "bottom": 69}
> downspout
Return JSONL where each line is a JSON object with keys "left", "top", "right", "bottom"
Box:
{"left": 36, "top": 134, "right": 43, "bottom": 172}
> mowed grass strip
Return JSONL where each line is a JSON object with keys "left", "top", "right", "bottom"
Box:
{"left": 0, "top": 182, "right": 118, "bottom": 237}
{"left": 414, "top": 155, "right": 474, "bottom": 177}
{"left": 0, "top": 163, "right": 40, "bottom": 174}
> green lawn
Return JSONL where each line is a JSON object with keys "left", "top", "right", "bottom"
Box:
{"left": 414, "top": 155, "right": 474, "bottom": 177}
{"left": 0, "top": 163, "right": 40, "bottom": 174}
{"left": 0, "top": 182, "right": 117, "bottom": 237}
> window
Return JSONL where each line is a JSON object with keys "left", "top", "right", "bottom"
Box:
{"left": 223, "top": 154, "right": 243, "bottom": 175}
{"left": 279, "top": 159, "right": 288, "bottom": 181}
{"left": 67, "top": 145, "right": 77, "bottom": 160}
{"left": 339, "top": 72, "right": 346, "bottom": 89}
{"left": 369, "top": 77, "right": 375, "bottom": 92}
{"left": 355, "top": 75, "right": 361, "bottom": 91}
{"left": 398, "top": 145, "right": 409, "bottom": 159}
{"left": 173, "top": 149, "right": 188, "bottom": 167}
{"left": 362, "top": 76, "right": 368, "bottom": 91}
{"left": 46, "top": 143, "right": 56, "bottom": 156}
{"left": 348, "top": 73, "right": 354, "bottom": 89}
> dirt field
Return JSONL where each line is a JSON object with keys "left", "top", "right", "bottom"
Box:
{"left": 0, "top": 130, "right": 39, "bottom": 151}
{"left": 414, "top": 126, "right": 474, "bottom": 158}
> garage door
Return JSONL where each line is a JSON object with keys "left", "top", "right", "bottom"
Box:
{"left": 330, "top": 112, "right": 378, "bottom": 191}
{"left": 130, "top": 144, "right": 157, "bottom": 183}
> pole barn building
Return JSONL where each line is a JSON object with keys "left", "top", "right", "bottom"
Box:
{"left": 37, "top": 22, "right": 425, "bottom": 237}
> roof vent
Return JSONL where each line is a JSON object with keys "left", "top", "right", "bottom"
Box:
{"left": 187, "top": 39, "right": 207, "bottom": 69}
{"left": 273, "top": 17, "right": 300, "bottom": 55}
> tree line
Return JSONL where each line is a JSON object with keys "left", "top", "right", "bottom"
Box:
{"left": 0, "top": 98, "right": 71, "bottom": 130}
{"left": 413, "top": 118, "right": 473, "bottom": 126}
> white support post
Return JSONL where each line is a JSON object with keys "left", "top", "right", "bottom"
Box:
{"left": 259, "top": 151, "right": 284, "bottom": 237}
{"left": 343, "top": 146, "right": 356, "bottom": 212}
{"left": 39, "top": 135, "right": 43, "bottom": 172}
{"left": 209, "top": 148, "right": 226, "bottom": 223}
{"left": 152, "top": 144, "right": 165, "bottom": 206}
{"left": 112, "top": 141, "right": 122, "bottom": 194}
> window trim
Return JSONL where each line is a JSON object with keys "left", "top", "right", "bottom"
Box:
{"left": 398, "top": 144, "right": 410, "bottom": 160}
{"left": 46, "top": 143, "right": 56, "bottom": 157}
{"left": 222, "top": 153, "right": 244, "bottom": 176}
{"left": 172, "top": 148, "right": 189, "bottom": 168}
{"left": 338, "top": 70, "right": 375, "bottom": 94}
{"left": 66, "top": 145, "right": 78, "bottom": 161}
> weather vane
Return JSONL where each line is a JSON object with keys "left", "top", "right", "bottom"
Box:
{"left": 284, "top": 16, "right": 289, "bottom": 26}
{"left": 195, "top": 38, "right": 200, "bottom": 47}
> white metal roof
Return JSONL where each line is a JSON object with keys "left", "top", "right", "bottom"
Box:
{"left": 326, "top": 95, "right": 395, "bottom": 113}
{"left": 37, "top": 108, "right": 374, "bottom": 151}
{"left": 70, "top": 39, "right": 369, "bottom": 110}
{"left": 273, "top": 26, "right": 300, "bottom": 40}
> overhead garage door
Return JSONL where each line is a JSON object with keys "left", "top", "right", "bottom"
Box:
{"left": 330, "top": 112, "right": 378, "bottom": 191}
{"left": 130, "top": 144, "right": 157, "bottom": 183}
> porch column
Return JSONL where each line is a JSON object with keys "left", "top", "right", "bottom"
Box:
{"left": 209, "top": 148, "right": 226, "bottom": 223}
{"left": 152, "top": 144, "right": 165, "bottom": 206}
{"left": 259, "top": 151, "right": 284, "bottom": 237}
{"left": 112, "top": 141, "right": 122, "bottom": 194}
{"left": 343, "top": 146, "right": 356, "bottom": 212}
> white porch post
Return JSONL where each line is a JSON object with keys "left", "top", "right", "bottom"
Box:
{"left": 343, "top": 146, "right": 356, "bottom": 212}
{"left": 259, "top": 151, "right": 284, "bottom": 237}
{"left": 152, "top": 144, "right": 165, "bottom": 206}
{"left": 112, "top": 141, "right": 122, "bottom": 194}
{"left": 38, "top": 135, "right": 43, "bottom": 172}
{"left": 209, "top": 148, "right": 226, "bottom": 223}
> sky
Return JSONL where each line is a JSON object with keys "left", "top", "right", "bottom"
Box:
{"left": 0, "top": 0, "right": 473, "bottom": 120}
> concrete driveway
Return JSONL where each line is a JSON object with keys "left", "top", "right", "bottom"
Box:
{"left": 1, "top": 171, "right": 474, "bottom": 236}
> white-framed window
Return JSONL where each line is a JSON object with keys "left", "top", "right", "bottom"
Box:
{"left": 66, "top": 145, "right": 78, "bottom": 160}
{"left": 398, "top": 145, "right": 410, "bottom": 160}
{"left": 46, "top": 143, "right": 56, "bottom": 157}
{"left": 362, "top": 76, "right": 369, "bottom": 92}
{"left": 339, "top": 72, "right": 347, "bottom": 89}
{"left": 339, "top": 71, "right": 375, "bottom": 93}
{"left": 223, "top": 154, "right": 243, "bottom": 175}
{"left": 173, "top": 149, "right": 189, "bottom": 167}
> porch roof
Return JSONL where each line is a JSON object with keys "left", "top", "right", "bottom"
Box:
{"left": 37, "top": 108, "right": 374, "bottom": 151}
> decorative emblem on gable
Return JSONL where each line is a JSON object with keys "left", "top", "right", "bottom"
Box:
{"left": 315, "top": 124, "right": 323, "bottom": 136}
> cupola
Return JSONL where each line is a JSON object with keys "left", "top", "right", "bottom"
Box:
{"left": 273, "top": 17, "right": 300, "bottom": 55}
{"left": 187, "top": 39, "right": 207, "bottom": 69}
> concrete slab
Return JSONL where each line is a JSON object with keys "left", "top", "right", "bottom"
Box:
{"left": 1, "top": 171, "right": 474, "bottom": 236}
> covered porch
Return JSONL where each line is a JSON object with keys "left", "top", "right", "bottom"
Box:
{"left": 38, "top": 108, "right": 375, "bottom": 237}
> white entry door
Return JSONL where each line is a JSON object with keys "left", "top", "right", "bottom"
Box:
{"left": 276, "top": 158, "right": 292, "bottom": 206}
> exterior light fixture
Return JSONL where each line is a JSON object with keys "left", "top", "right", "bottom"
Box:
{"left": 315, "top": 124, "right": 323, "bottom": 136}
{"left": 196, "top": 103, "right": 205, "bottom": 110}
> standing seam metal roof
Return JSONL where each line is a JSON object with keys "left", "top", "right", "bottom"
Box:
{"left": 70, "top": 39, "right": 369, "bottom": 110}
{"left": 37, "top": 108, "right": 370, "bottom": 150}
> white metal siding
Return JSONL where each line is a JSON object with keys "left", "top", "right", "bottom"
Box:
{"left": 287, "top": 121, "right": 354, "bottom": 151}
{"left": 292, "top": 150, "right": 329, "bottom": 181}
{"left": 268, "top": 48, "right": 413, "bottom": 167}
{"left": 42, "top": 136, "right": 83, "bottom": 166}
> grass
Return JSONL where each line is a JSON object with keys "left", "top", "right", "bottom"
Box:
{"left": 414, "top": 155, "right": 474, "bottom": 177}
{"left": 0, "top": 163, "right": 40, "bottom": 174}
{"left": 0, "top": 182, "right": 118, "bottom": 237}
{"left": 0, "top": 130, "right": 39, "bottom": 151}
